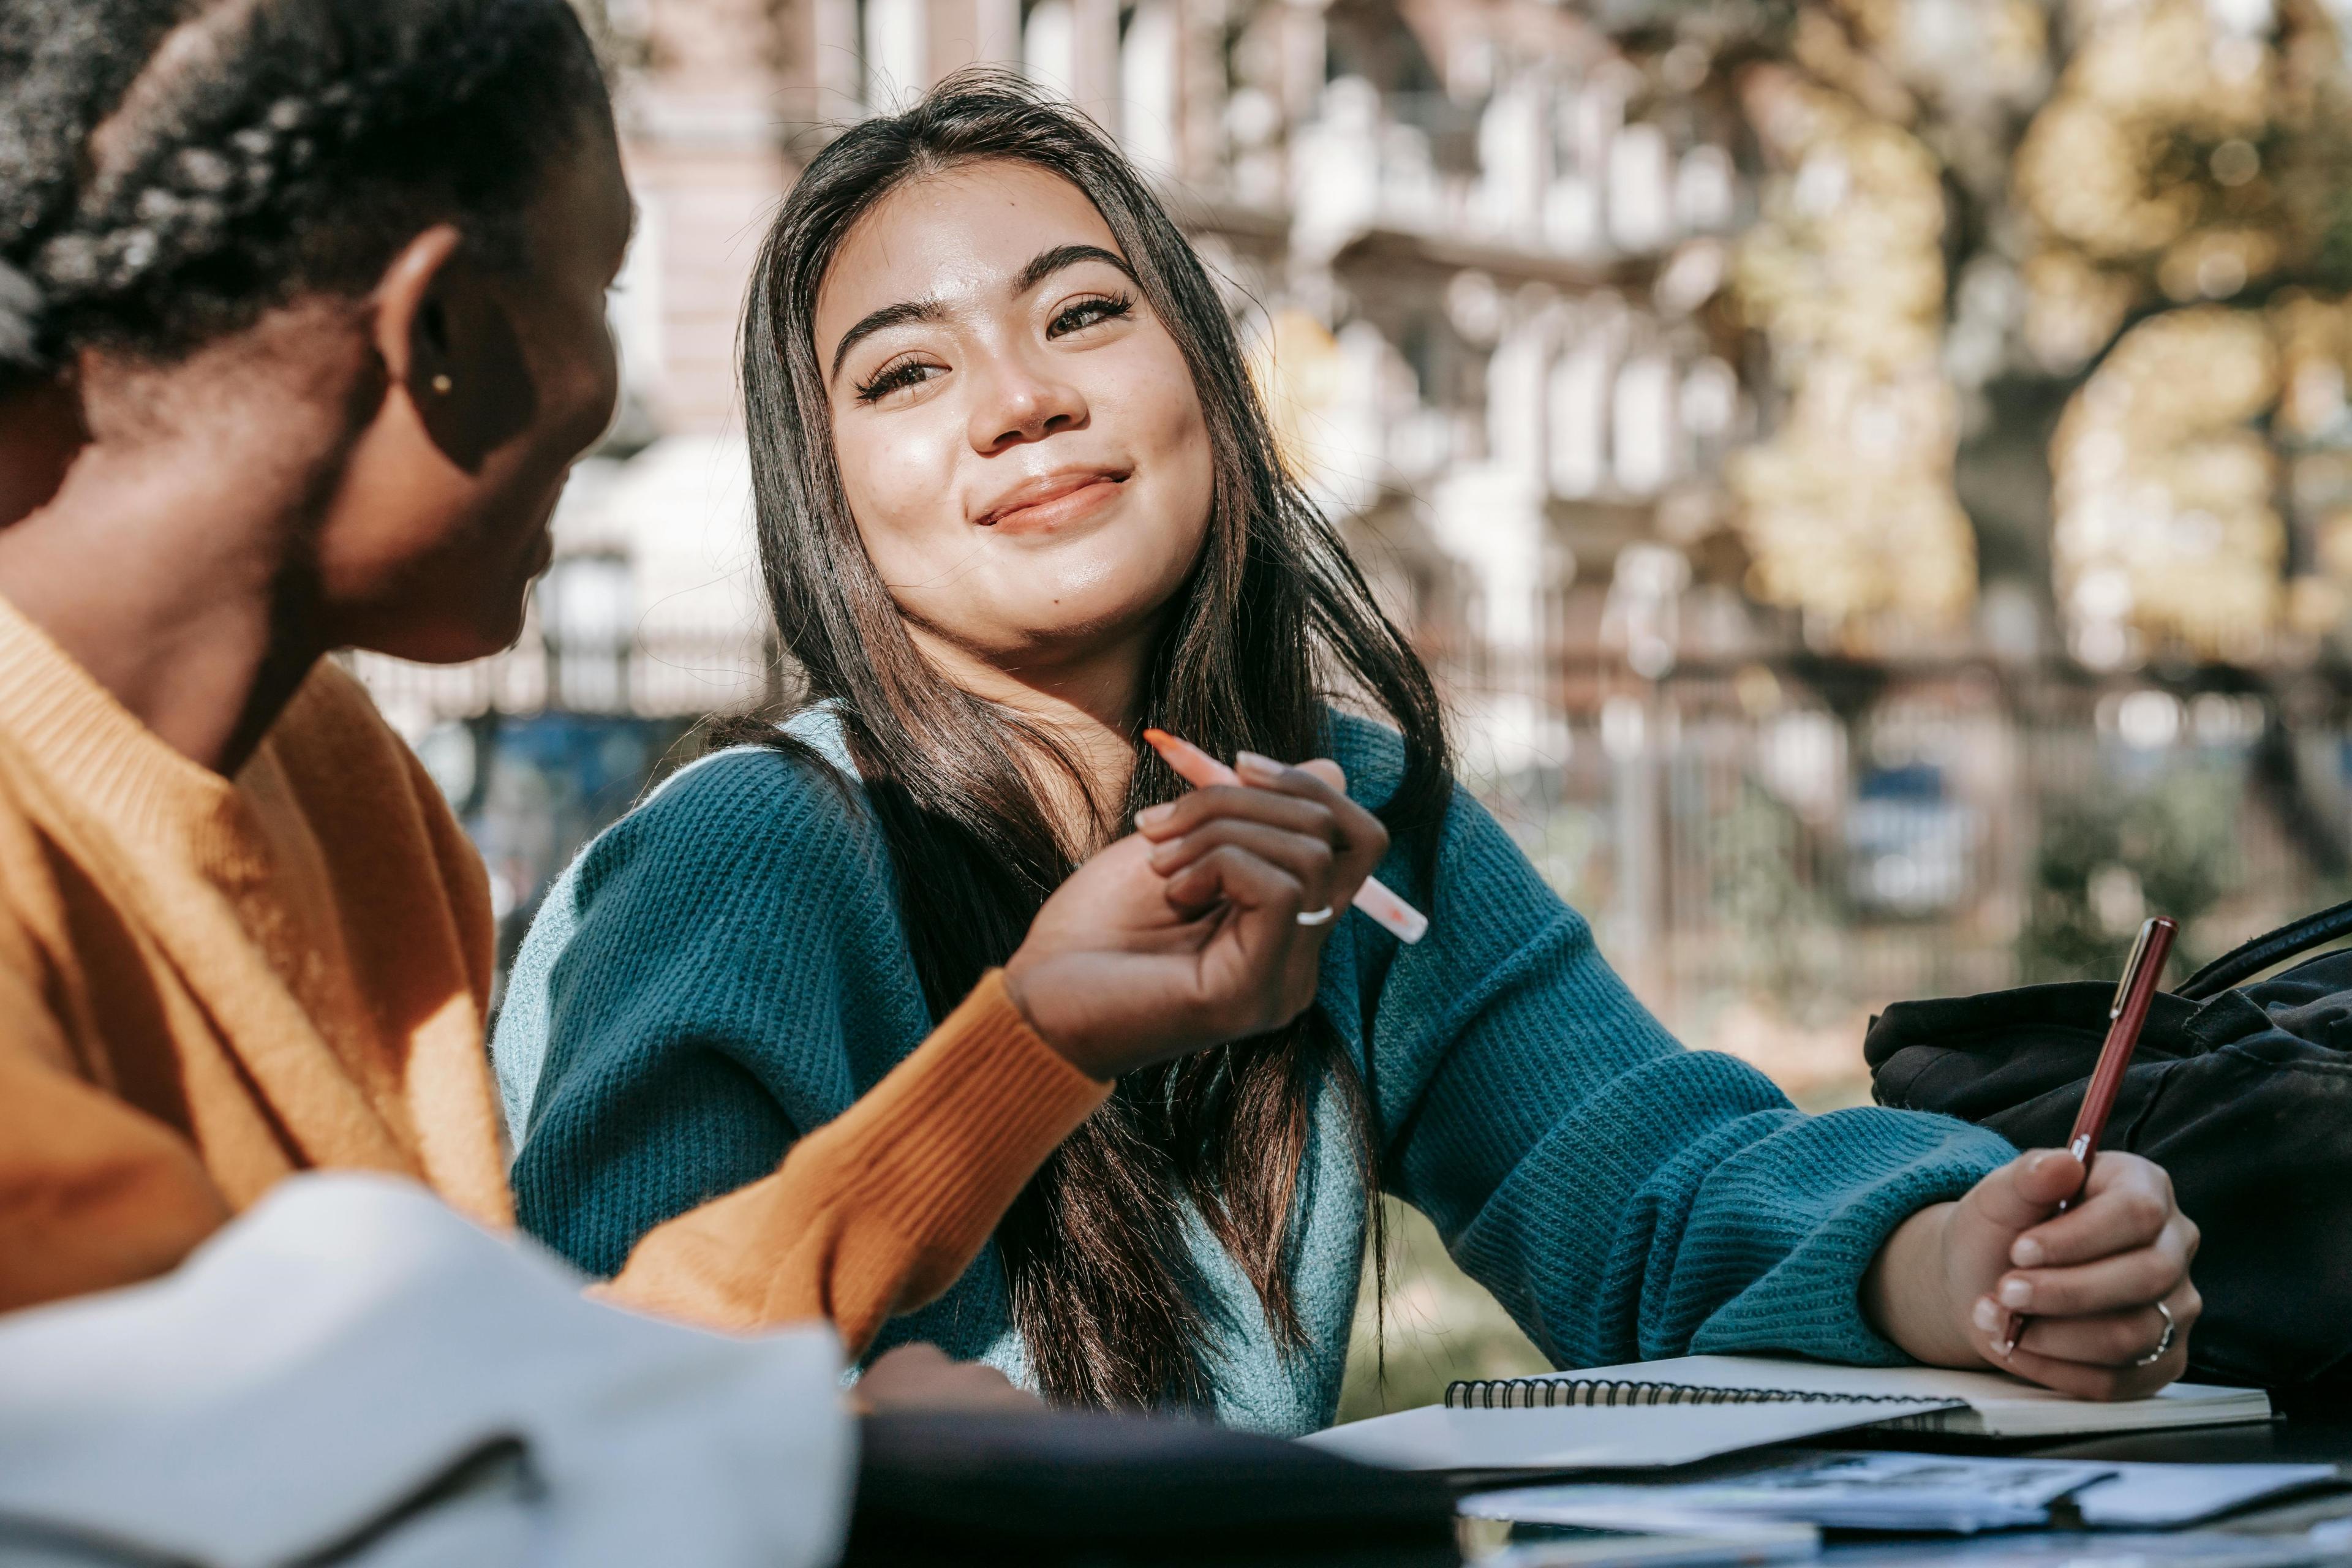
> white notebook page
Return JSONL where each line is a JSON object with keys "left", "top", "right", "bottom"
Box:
{"left": 1494, "top": 1356, "right": 2270, "bottom": 1438}
{"left": 1301, "top": 1398, "right": 1961, "bottom": 1473}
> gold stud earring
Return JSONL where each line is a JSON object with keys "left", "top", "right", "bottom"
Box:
{"left": 431, "top": 374, "right": 454, "bottom": 395}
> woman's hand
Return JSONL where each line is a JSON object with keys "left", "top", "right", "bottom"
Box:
{"left": 1863, "top": 1149, "right": 2201, "bottom": 1400}
{"left": 853, "top": 1343, "right": 1041, "bottom": 1415}
{"left": 1000, "top": 755, "right": 1389, "bottom": 1080}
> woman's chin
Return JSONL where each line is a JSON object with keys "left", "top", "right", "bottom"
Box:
{"left": 995, "top": 587, "right": 1184, "bottom": 650}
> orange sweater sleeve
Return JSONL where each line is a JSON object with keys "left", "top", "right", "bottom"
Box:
{"left": 0, "top": 908, "right": 232, "bottom": 1313}
{"left": 599, "top": 970, "right": 1108, "bottom": 1352}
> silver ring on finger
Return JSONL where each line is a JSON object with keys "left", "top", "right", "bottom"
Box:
{"left": 1295, "top": 905, "right": 1335, "bottom": 927}
{"left": 2132, "top": 1299, "right": 2177, "bottom": 1368}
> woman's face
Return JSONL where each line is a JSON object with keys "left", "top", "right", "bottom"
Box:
{"left": 324, "top": 115, "right": 630, "bottom": 665}
{"left": 813, "top": 160, "right": 1216, "bottom": 676}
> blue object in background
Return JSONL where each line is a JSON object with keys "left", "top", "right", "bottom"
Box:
{"left": 413, "top": 711, "right": 694, "bottom": 997}
{"left": 1847, "top": 764, "right": 1980, "bottom": 918}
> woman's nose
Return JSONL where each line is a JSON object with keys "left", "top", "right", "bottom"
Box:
{"left": 966, "top": 349, "right": 1088, "bottom": 452}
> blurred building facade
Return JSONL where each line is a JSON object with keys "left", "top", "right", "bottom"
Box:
{"left": 364, "top": 0, "right": 1777, "bottom": 752}
{"left": 353, "top": 0, "right": 2352, "bottom": 1054}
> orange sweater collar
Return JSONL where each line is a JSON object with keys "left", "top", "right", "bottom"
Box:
{"left": 0, "top": 593, "right": 273, "bottom": 886}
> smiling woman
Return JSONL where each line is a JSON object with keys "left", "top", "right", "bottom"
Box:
{"left": 497, "top": 71, "right": 2209, "bottom": 1433}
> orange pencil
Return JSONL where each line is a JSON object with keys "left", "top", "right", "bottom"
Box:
{"left": 1142, "top": 728, "right": 1428, "bottom": 945}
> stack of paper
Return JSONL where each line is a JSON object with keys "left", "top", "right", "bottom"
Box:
{"left": 1467, "top": 1454, "right": 2114, "bottom": 1535}
{"left": 1463, "top": 1455, "right": 2342, "bottom": 1536}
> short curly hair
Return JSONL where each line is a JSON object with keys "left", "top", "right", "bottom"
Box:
{"left": 0, "top": 0, "right": 611, "bottom": 377}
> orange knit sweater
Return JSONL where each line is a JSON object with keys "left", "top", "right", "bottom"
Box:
{"left": 0, "top": 595, "right": 1107, "bottom": 1347}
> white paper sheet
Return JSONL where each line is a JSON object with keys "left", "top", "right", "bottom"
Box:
{"left": 1466, "top": 1454, "right": 2117, "bottom": 1534}
{"left": 2068, "top": 1463, "right": 2342, "bottom": 1528}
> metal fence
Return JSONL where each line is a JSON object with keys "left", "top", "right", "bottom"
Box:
{"left": 1458, "top": 667, "right": 2345, "bottom": 1093}
{"left": 351, "top": 625, "right": 2352, "bottom": 1076}
{"left": 348, "top": 626, "right": 782, "bottom": 744}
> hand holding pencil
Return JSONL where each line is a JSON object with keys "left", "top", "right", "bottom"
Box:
{"left": 1861, "top": 916, "right": 2203, "bottom": 1401}
{"left": 1002, "top": 733, "right": 1392, "bottom": 1080}
{"left": 1139, "top": 729, "right": 1425, "bottom": 943}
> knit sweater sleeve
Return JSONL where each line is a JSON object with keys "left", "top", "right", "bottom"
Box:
{"left": 1334, "top": 720, "right": 2014, "bottom": 1370}
{"left": 499, "top": 749, "right": 1105, "bottom": 1352}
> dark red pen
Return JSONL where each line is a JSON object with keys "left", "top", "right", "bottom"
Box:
{"left": 2000, "top": 914, "right": 2176, "bottom": 1357}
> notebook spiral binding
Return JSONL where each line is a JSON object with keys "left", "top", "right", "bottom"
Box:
{"left": 1444, "top": 1378, "right": 1945, "bottom": 1411}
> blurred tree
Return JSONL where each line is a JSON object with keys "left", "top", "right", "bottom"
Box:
{"left": 2019, "top": 762, "right": 2241, "bottom": 980}
{"left": 1607, "top": 0, "right": 2352, "bottom": 669}
{"left": 1708, "top": 773, "right": 1842, "bottom": 1010}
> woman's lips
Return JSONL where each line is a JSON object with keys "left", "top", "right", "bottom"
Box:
{"left": 978, "top": 472, "right": 1128, "bottom": 535}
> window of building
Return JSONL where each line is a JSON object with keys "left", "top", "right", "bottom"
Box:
{"left": 1119, "top": 1, "right": 1178, "bottom": 173}
{"left": 858, "top": 0, "right": 927, "bottom": 111}
{"left": 1022, "top": 0, "right": 1077, "bottom": 99}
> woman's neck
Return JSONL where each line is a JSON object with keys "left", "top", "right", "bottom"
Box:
{"left": 909, "top": 619, "right": 1156, "bottom": 843}
{"left": 0, "top": 439, "right": 323, "bottom": 777}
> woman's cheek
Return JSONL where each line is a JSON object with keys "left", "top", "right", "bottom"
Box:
{"left": 1111, "top": 342, "right": 1214, "bottom": 527}
{"left": 839, "top": 417, "right": 960, "bottom": 571}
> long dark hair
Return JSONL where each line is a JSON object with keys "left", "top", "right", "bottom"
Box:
{"left": 737, "top": 70, "right": 1452, "bottom": 1409}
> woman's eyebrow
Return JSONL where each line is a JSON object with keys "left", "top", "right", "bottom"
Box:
{"left": 829, "top": 298, "right": 946, "bottom": 381}
{"left": 1014, "top": 243, "right": 1135, "bottom": 296}
{"left": 827, "top": 247, "right": 1131, "bottom": 382}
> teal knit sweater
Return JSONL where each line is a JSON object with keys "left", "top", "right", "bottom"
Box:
{"left": 494, "top": 710, "right": 2011, "bottom": 1436}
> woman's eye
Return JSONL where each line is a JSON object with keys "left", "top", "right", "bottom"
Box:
{"left": 855, "top": 359, "right": 944, "bottom": 403}
{"left": 1048, "top": 293, "right": 1135, "bottom": 338}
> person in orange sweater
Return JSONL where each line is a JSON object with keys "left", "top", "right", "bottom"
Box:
{"left": 0, "top": 0, "right": 1384, "bottom": 1385}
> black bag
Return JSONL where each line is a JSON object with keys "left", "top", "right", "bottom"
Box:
{"left": 1865, "top": 900, "right": 2352, "bottom": 1403}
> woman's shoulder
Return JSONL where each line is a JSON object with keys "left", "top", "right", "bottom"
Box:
{"left": 494, "top": 719, "right": 898, "bottom": 1137}
{"left": 573, "top": 720, "right": 881, "bottom": 905}
{"left": 646, "top": 706, "right": 859, "bottom": 814}
{"left": 1316, "top": 706, "right": 1567, "bottom": 915}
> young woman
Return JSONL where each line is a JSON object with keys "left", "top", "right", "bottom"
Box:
{"left": 0, "top": 0, "right": 1364, "bottom": 1387}
{"left": 499, "top": 74, "right": 2202, "bottom": 1432}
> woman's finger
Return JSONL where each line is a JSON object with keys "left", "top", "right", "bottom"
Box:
{"left": 1149, "top": 820, "right": 1337, "bottom": 910}
{"left": 1152, "top": 821, "right": 1344, "bottom": 1011}
{"left": 1136, "top": 785, "right": 1340, "bottom": 848}
{"left": 1232, "top": 752, "right": 1389, "bottom": 875}
{"left": 1996, "top": 1319, "right": 2189, "bottom": 1401}
{"left": 2010, "top": 1156, "right": 2180, "bottom": 1268}
{"left": 1165, "top": 842, "right": 1306, "bottom": 924}
{"left": 1994, "top": 1213, "right": 2196, "bottom": 1317}
{"left": 2012, "top": 1279, "right": 2203, "bottom": 1366}
{"left": 1170, "top": 844, "right": 1327, "bottom": 1035}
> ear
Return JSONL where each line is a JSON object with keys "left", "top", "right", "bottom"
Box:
{"left": 0, "top": 372, "right": 87, "bottom": 527}
{"left": 371, "top": 225, "right": 537, "bottom": 474}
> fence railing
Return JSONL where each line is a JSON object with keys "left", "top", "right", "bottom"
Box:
{"left": 352, "top": 632, "right": 2351, "bottom": 1077}
{"left": 1459, "top": 670, "right": 2342, "bottom": 1080}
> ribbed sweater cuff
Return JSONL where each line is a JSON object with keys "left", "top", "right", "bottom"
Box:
{"left": 835, "top": 968, "right": 1109, "bottom": 1261}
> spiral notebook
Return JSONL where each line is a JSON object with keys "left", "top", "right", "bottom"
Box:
{"left": 1303, "top": 1395, "right": 1962, "bottom": 1474}
{"left": 1308, "top": 1357, "right": 2270, "bottom": 1476}
{"left": 1443, "top": 1356, "right": 2272, "bottom": 1439}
